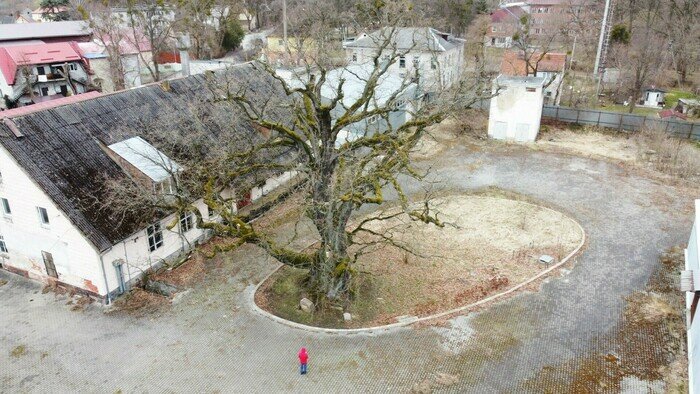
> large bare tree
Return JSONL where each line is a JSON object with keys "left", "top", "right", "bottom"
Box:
{"left": 106, "top": 0, "right": 492, "bottom": 304}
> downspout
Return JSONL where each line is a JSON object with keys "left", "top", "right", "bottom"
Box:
{"left": 98, "top": 253, "right": 111, "bottom": 305}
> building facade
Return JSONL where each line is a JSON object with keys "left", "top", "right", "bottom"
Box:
{"left": 0, "top": 64, "right": 294, "bottom": 302}
{"left": 0, "top": 42, "right": 92, "bottom": 109}
{"left": 488, "top": 75, "right": 546, "bottom": 142}
{"left": 344, "top": 27, "right": 465, "bottom": 92}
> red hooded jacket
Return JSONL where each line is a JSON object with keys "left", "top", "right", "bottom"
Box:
{"left": 298, "top": 348, "right": 308, "bottom": 364}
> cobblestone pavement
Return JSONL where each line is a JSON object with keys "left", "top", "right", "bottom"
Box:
{"left": 1, "top": 146, "right": 694, "bottom": 393}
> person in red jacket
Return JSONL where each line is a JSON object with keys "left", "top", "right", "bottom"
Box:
{"left": 298, "top": 347, "right": 309, "bottom": 375}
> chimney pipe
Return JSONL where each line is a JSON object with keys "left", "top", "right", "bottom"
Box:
{"left": 177, "top": 34, "right": 192, "bottom": 77}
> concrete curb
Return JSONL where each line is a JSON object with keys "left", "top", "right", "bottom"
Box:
{"left": 248, "top": 197, "right": 587, "bottom": 335}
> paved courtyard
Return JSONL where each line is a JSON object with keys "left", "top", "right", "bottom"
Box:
{"left": 1, "top": 145, "right": 694, "bottom": 393}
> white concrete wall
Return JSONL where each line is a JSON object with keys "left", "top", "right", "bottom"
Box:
{"left": 488, "top": 81, "right": 545, "bottom": 142}
{"left": 686, "top": 200, "right": 700, "bottom": 394}
{"left": 100, "top": 199, "right": 212, "bottom": 296}
{"left": 0, "top": 144, "right": 105, "bottom": 294}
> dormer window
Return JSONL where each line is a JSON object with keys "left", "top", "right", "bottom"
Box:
{"left": 108, "top": 137, "right": 182, "bottom": 197}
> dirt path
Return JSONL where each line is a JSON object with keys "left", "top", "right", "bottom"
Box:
{"left": 1, "top": 145, "right": 694, "bottom": 393}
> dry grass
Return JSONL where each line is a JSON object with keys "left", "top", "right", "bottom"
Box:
{"left": 634, "top": 128, "right": 700, "bottom": 180}
{"left": 10, "top": 345, "right": 26, "bottom": 358}
{"left": 259, "top": 195, "right": 583, "bottom": 328}
{"left": 537, "top": 124, "right": 639, "bottom": 162}
{"left": 108, "top": 288, "right": 170, "bottom": 318}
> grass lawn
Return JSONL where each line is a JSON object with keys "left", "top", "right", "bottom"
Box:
{"left": 664, "top": 89, "right": 698, "bottom": 109}
{"left": 256, "top": 193, "right": 584, "bottom": 328}
{"left": 596, "top": 89, "right": 698, "bottom": 117}
{"left": 596, "top": 104, "right": 661, "bottom": 116}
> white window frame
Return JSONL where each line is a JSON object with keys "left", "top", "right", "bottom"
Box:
{"left": 37, "top": 206, "right": 50, "bottom": 226}
{"left": 367, "top": 115, "right": 379, "bottom": 124}
{"left": 147, "top": 223, "right": 164, "bottom": 252}
{"left": 179, "top": 212, "right": 194, "bottom": 233}
{"left": 0, "top": 235, "right": 7, "bottom": 253}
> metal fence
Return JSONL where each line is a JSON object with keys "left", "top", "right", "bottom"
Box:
{"left": 471, "top": 99, "right": 700, "bottom": 140}
{"left": 541, "top": 105, "right": 700, "bottom": 140}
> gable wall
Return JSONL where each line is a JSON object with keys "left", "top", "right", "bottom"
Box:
{"left": 0, "top": 143, "right": 105, "bottom": 294}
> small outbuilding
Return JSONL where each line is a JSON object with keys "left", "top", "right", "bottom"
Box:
{"left": 676, "top": 98, "right": 700, "bottom": 117}
{"left": 488, "top": 75, "right": 546, "bottom": 142}
{"left": 641, "top": 87, "right": 666, "bottom": 107}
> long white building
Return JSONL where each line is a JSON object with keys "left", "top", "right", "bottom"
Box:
{"left": 0, "top": 64, "right": 293, "bottom": 302}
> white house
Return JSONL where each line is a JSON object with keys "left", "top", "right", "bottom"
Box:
{"left": 78, "top": 30, "right": 154, "bottom": 92}
{"left": 343, "top": 27, "right": 465, "bottom": 93}
{"left": 0, "top": 64, "right": 295, "bottom": 302}
{"left": 641, "top": 88, "right": 666, "bottom": 107}
{"left": 0, "top": 42, "right": 92, "bottom": 109}
{"left": 488, "top": 75, "right": 546, "bottom": 142}
{"left": 278, "top": 62, "right": 422, "bottom": 145}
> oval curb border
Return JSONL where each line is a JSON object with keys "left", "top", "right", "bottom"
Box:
{"left": 247, "top": 196, "right": 587, "bottom": 335}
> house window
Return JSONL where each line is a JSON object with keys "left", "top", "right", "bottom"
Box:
{"left": 37, "top": 207, "right": 50, "bottom": 226}
{"left": 0, "top": 235, "right": 7, "bottom": 253}
{"left": 40, "top": 87, "right": 49, "bottom": 96}
{"left": 147, "top": 223, "right": 163, "bottom": 252}
{"left": 412, "top": 56, "right": 419, "bottom": 68}
{"left": 179, "top": 212, "right": 194, "bottom": 233}
{"left": 1, "top": 198, "right": 10, "bottom": 216}
{"left": 492, "top": 26, "right": 497, "bottom": 32}
{"left": 352, "top": 53, "right": 357, "bottom": 62}
{"left": 431, "top": 60, "right": 437, "bottom": 70}
{"left": 68, "top": 63, "right": 78, "bottom": 71}
{"left": 526, "top": 87, "right": 537, "bottom": 92}
{"left": 36, "top": 66, "right": 46, "bottom": 75}
{"left": 399, "top": 56, "right": 406, "bottom": 68}
{"left": 367, "top": 115, "right": 379, "bottom": 124}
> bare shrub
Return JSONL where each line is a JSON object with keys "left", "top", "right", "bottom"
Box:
{"left": 442, "top": 109, "right": 489, "bottom": 138}
{"left": 635, "top": 128, "right": 700, "bottom": 180}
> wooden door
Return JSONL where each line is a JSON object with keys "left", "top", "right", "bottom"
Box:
{"left": 41, "top": 251, "right": 58, "bottom": 278}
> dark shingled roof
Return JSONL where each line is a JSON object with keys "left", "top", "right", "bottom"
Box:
{"left": 0, "top": 63, "right": 290, "bottom": 252}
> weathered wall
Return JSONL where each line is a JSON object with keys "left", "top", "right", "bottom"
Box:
{"left": 0, "top": 143, "right": 104, "bottom": 294}
{"left": 488, "top": 80, "right": 544, "bottom": 142}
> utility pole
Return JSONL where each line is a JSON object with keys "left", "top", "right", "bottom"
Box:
{"left": 594, "top": 0, "right": 614, "bottom": 98}
{"left": 282, "top": 0, "right": 288, "bottom": 52}
{"left": 569, "top": 35, "right": 576, "bottom": 71}
{"left": 593, "top": 0, "right": 611, "bottom": 76}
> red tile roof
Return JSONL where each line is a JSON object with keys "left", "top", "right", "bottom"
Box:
{"left": 658, "top": 109, "right": 688, "bottom": 120}
{"left": 491, "top": 6, "right": 526, "bottom": 23}
{"left": 0, "top": 91, "right": 102, "bottom": 119}
{"left": 500, "top": 50, "right": 567, "bottom": 75}
{"left": 0, "top": 41, "right": 87, "bottom": 85}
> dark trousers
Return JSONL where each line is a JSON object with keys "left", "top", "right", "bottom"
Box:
{"left": 300, "top": 363, "right": 307, "bottom": 374}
